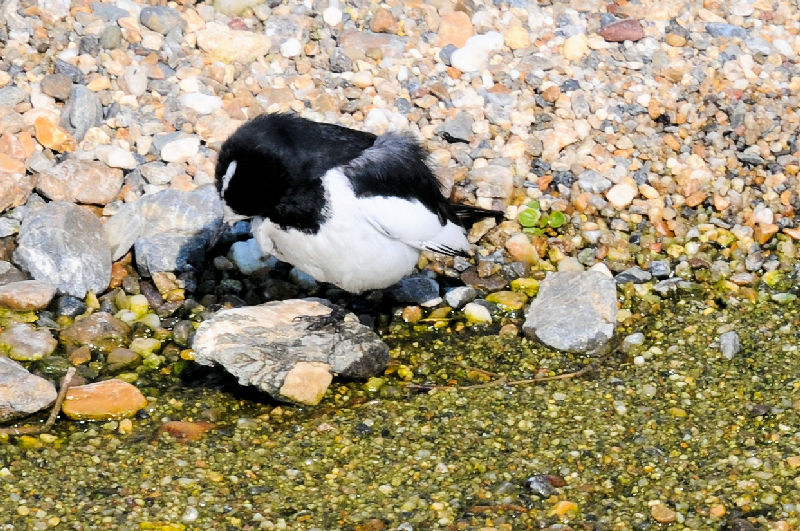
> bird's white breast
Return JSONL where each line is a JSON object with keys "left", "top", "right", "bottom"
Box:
{"left": 252, "top": 168, "right": 468, "bottom": 293}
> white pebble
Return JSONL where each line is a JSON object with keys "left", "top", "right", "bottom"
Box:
{"left": 280, "top": 38, "right": 302, "bottom": 58}
{"left": 450, "top": 32, "right": 504, "bottom": 72}
{"left": 179, "top": 93, "right": 223, "bottom": 115}
{"left": 160, "top": 136, "right": 200, "bottom": 162}
{"left": 123, "top": 65, "right": 148, "bottom": 97}
{"left": 323, "top": 5, "right": 342, "bottom": 26}
{"left": 95, "top": 145, "right": 137, "bottom": 169}
{"left": 463, "top": 302, "right": 492, "bottom": 323}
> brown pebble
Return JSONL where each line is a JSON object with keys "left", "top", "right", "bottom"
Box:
{"left": 599, "top": 19, "right": 644, "bottom": 42}
{"left": 370, "top": 7, "right": 398, "bottom": 34}
{"left": 401, "top": 306, "right": 423, "bottom": 324}
{"left": 438, "top": 10, "right": 473, "bottom": 48}
{"left": 157, "top": 420, "right": 215, "bottom": 442}
{"left": 62, "top": 379, "right": 147, "bottom": 420}
{"left": 651, "top": 502, "right": 677, "bottom": 523}
{"left": 665, "top": 33, "right": 687, "bottom": 47}
{"left": 108, "top": 262, "right": 128, "bottom": 289}
{"left": 69, "top": 345, "right": 92, "bottom": 365}
{"left": 541, "top": 84, "right": 561, "bottom": 103}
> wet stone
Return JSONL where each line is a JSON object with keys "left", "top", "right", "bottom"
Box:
{"left": 0, "top": 280, "right": 55, "bottom": 310}
{"left": 523, "top": 270, "right": 617, "bottom": 353}
{"left": 0, "top": 322, "right": 57, "bottom": 361}
{"left": 13, "top": 202, "right": 112, "bottom": 298}
{"left": 719, "top": 331, "right": 741, "bottom": 360}
{"left": 62, "top": 379, "right": 147, "bottom": 420}
{"left": 386, "top": 275, "right": 440, "bottom": 305}
{"left": 444, "top": 286, "right": 477, "bottom": 309}
{"left": 649, "top": 260, "right": 671, "bottom": 278}
{"left": 60, "top": 311, "right": 131, "bottom": 353}
{"left": 192, "top": 299, "right": 390, "bottom": 405}
{"left": 53, "top": 294, "right": 87, "bottom": 317}
{"left": 0, "top": 356, "right": 57, "bottom": 422}
{"left": 615, "top": 266, "right": 652, "bottom": 284}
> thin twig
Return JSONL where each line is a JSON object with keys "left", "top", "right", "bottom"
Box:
{"left": 0, "top": 367, "right": 77, "bottom": 437}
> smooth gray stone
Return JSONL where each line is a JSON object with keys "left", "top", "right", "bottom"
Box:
{"left": 522, "top": 270, "right": 617, "bottom": 353}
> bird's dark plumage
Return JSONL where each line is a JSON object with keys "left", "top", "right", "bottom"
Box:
{"left": 215, "top": 113, "right": 503, "bottom": 293}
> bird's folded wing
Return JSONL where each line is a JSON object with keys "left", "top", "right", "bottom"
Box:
{"left": 359, "top": 196, "right": 470, "bottom": 256}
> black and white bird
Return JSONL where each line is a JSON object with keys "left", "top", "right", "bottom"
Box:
{"left": 215, "top": 113, "right": 502, "bottom": 294}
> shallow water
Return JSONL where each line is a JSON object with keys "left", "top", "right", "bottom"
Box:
{"left": 1, "top": 295, "right": 799, "bottom": 530}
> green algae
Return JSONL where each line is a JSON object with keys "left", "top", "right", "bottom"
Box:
{"left": 0, "top": 297, "right": 799, "bottom": 529}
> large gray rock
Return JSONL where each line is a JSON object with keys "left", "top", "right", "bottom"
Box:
{"left": 0, "top": 356, "right": 57, "bottom": 422}
{"left": 192, "top": 299, "right": 390, "bottom": 405}
{"left": 13, "top": 202, "right": 112, "bottom": 297}
{"left": 104, "top": 185, "right": 224, "bottom": 276}
{"left": 522, "top": 269, "right": 617, "bottom": 353}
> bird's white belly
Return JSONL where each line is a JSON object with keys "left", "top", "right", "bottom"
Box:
{"left": 253, "top": 216, "right": 419, "bottom": 293}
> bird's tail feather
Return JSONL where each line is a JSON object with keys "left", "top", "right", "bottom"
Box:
{"left": 450, "top": 203, "right": 505, "bottom": 226}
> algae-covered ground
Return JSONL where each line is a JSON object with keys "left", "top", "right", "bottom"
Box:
{"left": 1, "top": 295, "right": 799, "bottom": 530}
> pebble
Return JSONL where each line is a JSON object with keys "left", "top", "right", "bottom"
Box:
{"left": 563, "top": 33, "right": 588, "bottom": 61}
{"left": 53, "top": 294, "right": 87, "bottom": 317}
{"left": 34, "top": 116, "right": 76, "bottom": 152}
{"left": 0, "top": 280, "right": 56, "bottom": 310}
{"left": 719, "top": 331, "right": 741, "bottom": 360}
{"left": 599, "top": 19, "right": 644, "bottom": 42}
{"left": 706, "top": 22, "right": 747, "bottom": 39}
{"left": 649, "top": 260, "right": 671, "bottom": 279}
{"left": 280, "top": 38, "right": 303, "bottom": 58}
{"left": 387, "top": 275, "right": 440, "bottom": 305}
{"left": 443, "top": 286, "right": 477, "bottom": 309}
{"left": 615, "top": 266, "right": 652, "bottom": 284}
{"left": 438, "top": 11, "right": 473, "bottom": 48}
{"left": 95, "top": 146, "right": 138, "bottom": 170}
{"left": 196, "top": 23, "right": 271, "bottom": 63}
{"left": 0, "top": 322, "right": 57, "bottom": 361}
{"left": 230, "top": 238, "right": 272, "bottom": 274}
{"left": 0, "top": 357, "right": 57, "bottom": 422}
{"left": 61, "top": 85, "right": 103, "bottom": 141}
{"left": 179, "top": 93, "right": 223, "bottom": 115}
{"left": 450, "top": 32, "right": 504, "bottom": 72}
{"left": 62, "top": 379, "right": 147, "bottom": 420}
{"left": 651, "top": 502, "right": 678, "bottom": 524}
{"left": 40, "top": 74, "right": 72, "bottom": 101}
{"left": 605, "top": 182, "right": 637, "bottom": 209}
{"left": 60, "top": 312, "right": 130, "bottom": 353}
{"left": 139, "top": 6, "right": 185, "bottom": 35}
{"left": 463, "top": 302, "right": 492, "bottom": 324}
{"left": 100, "top": 25, "right": 123, "bottom": 49}
{"left": 160, "top": 135, "right": 200, "bottom": 162}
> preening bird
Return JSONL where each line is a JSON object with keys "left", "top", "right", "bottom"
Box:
{"left": 215, "top": 113, "right": 502, "bottom": 295}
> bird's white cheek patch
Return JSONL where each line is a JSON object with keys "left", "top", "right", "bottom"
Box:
{"left": 221, "top": 160, "right": 237, "bottom": 194}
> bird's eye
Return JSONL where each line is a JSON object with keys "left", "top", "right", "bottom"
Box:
{"left": 221, "top": 160, "right": 238, "bottom": 195}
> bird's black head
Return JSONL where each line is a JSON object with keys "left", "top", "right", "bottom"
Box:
{"left": 215, "top": 135, "right": 291, "bottom": 218}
